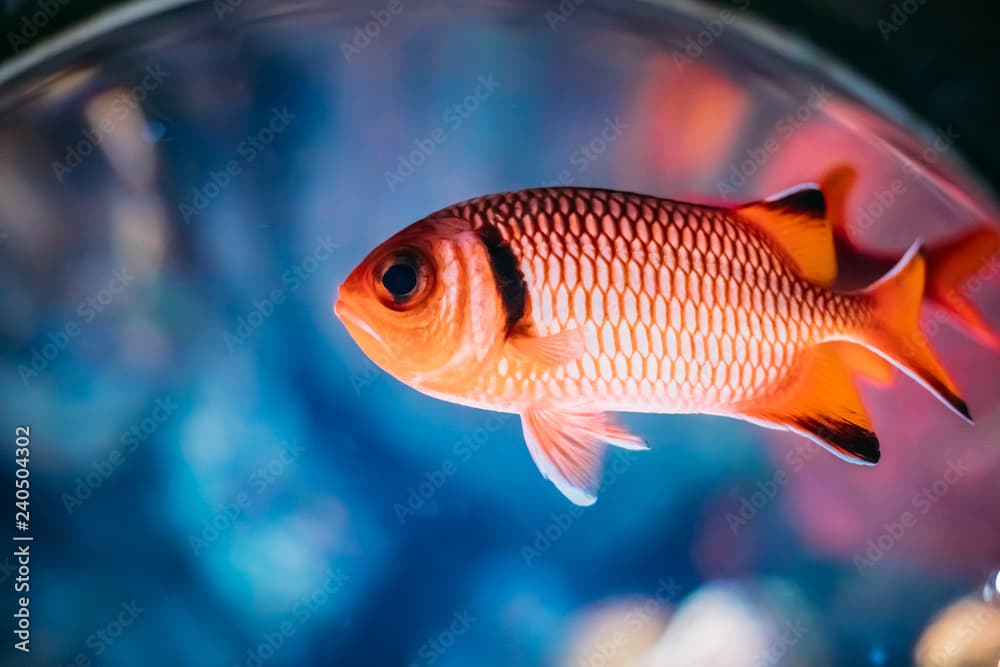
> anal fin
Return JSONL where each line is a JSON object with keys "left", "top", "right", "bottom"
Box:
{"left": 521, "top": 408, "right": 646, "bottom": 505}
{"left": 741, "top": 343, "right": 880, "bottom": 464}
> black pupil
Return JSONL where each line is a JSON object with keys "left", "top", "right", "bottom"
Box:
{"left": 381, "top": 262, "right": 418, "bottom": 298}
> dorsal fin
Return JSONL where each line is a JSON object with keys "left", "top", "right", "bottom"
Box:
{"left": 736, "top": 183, "right": 836, "bottom": 287}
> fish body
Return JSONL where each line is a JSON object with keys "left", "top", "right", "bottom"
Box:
{"left": 335, "top": 177, "right": 976, "bottom": 504}
{"left": 426, "top": 189, "right": 861, "bottom": 415}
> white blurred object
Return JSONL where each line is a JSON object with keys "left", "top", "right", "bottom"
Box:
{"left": 984, "top": 570, "right": 1000, "bottom": 608}
{"left": 85, "top": 86, "right": 159, "bottom": 189}
{"left": 111, "top": 193, "right": 168, "bottom": 279}
{"left": 560, "top": 596, "right": 671, "bottom": 667}
{"left": 636, "top": 579, "right": 824, "bottom": 667}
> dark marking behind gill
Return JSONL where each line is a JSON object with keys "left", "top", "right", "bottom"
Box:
{"left": 476, "top": 223, "right": 527, "bottom": 335}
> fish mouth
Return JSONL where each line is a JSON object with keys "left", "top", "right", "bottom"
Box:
{"left": 334, "top": 295, "right": 387, "bottom": 351}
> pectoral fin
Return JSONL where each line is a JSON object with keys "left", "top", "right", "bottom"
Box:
{"left": 521, "top": 408, "right": 646, "bottom": 505}
{"left": 507, "top": 329, "right": 586, "bottom": 367}
{"left": 741, "top": 343, "right": 880, "bottom": 464}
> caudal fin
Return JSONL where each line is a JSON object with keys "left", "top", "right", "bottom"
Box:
{"left": 925, "top": 225, "right": 1000, "bottom": 349}
{"left": 859, "top": 241, "right": 972, "bottom": 422}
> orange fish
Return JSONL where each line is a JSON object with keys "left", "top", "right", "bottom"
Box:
{"left": 335, "top": 179, "right": 977, "bottom": 504}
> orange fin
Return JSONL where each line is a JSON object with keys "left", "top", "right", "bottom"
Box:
{"left": 507, "top": 328, "right": 585, "bottom": 367}
{"left": 859, "top": 241, "right": 973, "bottom": 422}
{"left": 925, "top": 225, "right": 1000, "bottom": 349}
{"left": 819, "top": 164, "right": 857, "bottom": 238}
{"left": 737, "top": 184, "right": 836, "bottom": 287}
{"left": 831, "top": 341, "right": 895, "bottom": 387}
{"left": 742, "top": 343, "right": 879, "bottom": 464}
{"left": 521, "top": 408, "right": 646, "bottom": 505}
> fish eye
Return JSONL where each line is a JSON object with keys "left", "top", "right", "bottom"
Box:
{"left": 381, "top": 262, "right": 418, "bottom": 298}
{"left": 374, "top": 249, "right": 432, "bottom": 308}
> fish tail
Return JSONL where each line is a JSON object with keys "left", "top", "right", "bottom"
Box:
{"left": 857, "top": 241, "right": 972, "bottom": 422}
{"left": 925, "top": 224, "right": 1000, "bottom": 349}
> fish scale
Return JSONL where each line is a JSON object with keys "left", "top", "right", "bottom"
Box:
{"left": 444, "top": 188, "right": 863, "bottom": 412}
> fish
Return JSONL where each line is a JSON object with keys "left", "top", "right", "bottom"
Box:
{"left": 335, "top": 179, "right": 980, "bottom": 505}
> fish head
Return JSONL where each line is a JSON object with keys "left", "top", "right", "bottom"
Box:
{"left": 335, "top": 215, "right": 509, "bottom": 394}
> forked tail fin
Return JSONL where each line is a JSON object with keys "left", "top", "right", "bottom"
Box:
{"left": 925, "top": 225, "right": 1000, "bottom": 349}
{"left": 859, "top": 241, "right": 972, "bottom": 422}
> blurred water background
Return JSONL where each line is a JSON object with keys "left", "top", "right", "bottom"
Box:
{"left": 0, "top": 0, "right": 999, "bottom": 665}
